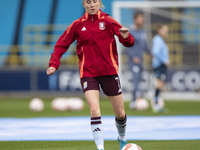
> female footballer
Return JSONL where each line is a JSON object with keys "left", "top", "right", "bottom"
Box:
{"left": 152, "top": 23, "right": 170, "bottom": 113}
{"left": 46, "top": 0, "right": 134, "bottom": 150}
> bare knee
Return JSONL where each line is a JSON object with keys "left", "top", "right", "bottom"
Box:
{"left": 90, "top": 106, "right": 101, "bottom": 117}
{"left": 115, "top": 111, "right": 126, "bottom": 120}
{"left": 156, "top": 79, "right": 164, "bottom": 89}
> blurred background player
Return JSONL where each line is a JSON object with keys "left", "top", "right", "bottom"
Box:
{"left": 46, "top": 0, "right": 134, "bottom": 150}
{"left": 126, "top": 11, "right": 151, "bottom": 109}
{"left": 152, "top": 23, "right": 170, "bottom": 113}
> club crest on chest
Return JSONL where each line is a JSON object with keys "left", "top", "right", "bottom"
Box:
{"left": 99, "top": 22, "right": 105, "bottom": 30}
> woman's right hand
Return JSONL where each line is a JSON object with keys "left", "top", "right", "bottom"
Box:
{"left": 46, "top": 67, "right": 56, "bottom": 75}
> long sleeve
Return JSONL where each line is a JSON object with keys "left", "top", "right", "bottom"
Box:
{"left": 49, "top": 21, "right": 77, "bottom": 70}
{"left": 107, "top": 16, "right": 134, "bottom": 47}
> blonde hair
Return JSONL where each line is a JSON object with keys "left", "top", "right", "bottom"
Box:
{"left": 83, "top": 0, "right": 104, "bottom": 9}
{"left": 99, "top": 0, "right": 104, "bottom": 9}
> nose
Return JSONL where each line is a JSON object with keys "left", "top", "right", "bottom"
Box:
{"left": 91, "top": 2, "right": 94, "bottom": 7}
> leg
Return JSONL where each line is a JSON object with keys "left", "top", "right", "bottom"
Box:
{"left": 156, "top": 78, "right": 164, "bottom": 89}
{"left": 130, "top": 66, "right": 142, "bottom": 109}
{"left": 153, "top": 78, "right": 166, "bottom": 112}
{"left": 133, "top": 70, "right": 142, "bottom": 100}
{"left": 154, "top": 65, "right": 167, "bottom": 104}
{"left": 108, "top": 94, "right": 125, "bottom": 120}
{"left": 108, "top": 94, "right": 127, "bottom": 150}
{"left": 155, "top": 78, "right": 164, "bottom": 104}
{"left": 85, "top": 90, "right": 104, "bottom": 150}
{"left": 98, "top": 75, "right": 127, "bottom": 150}
{"left": 85, "top": 90, "right": 101, "bottom": 117}
{"left": 153, "top": 65, "right": 167, "bottom": 113}
{"left": 132, "top": 66, "right": 141, "bottom": 101}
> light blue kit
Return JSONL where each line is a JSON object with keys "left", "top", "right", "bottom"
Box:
{"left": 152, "top": 35, "right": 169, "bottom": 69}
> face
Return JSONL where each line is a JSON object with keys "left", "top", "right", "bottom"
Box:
{"left": 134, "top": 15, "right": 144, "bottom": 28}
{"left": 159, "top": 25, "right": 169, "bottom": 38}
{"left": 83, "top": 0, "right": 100, "bottom": 15}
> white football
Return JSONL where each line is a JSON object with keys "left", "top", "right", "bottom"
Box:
{"left": 135, "top": 98, "right": 149, "bottom": 111}
{"left": 29, "top": 98, "right": 44, "bottom": 112}
{"left": 51, "top": 97, "right": 69, "bottom": 111}
{"left": 122, "top": 143, "right": 142, "bottom": 150}
{"left": 66, "top": 97, "right": 84, "bottom": 111}
{"left": 51, "top": 97, "right": 84, "bottom": 111}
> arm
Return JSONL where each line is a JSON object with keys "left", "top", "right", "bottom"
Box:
{"left": 107, "top": 16, "right": 134, "bottom": 47}
{"left": 47, "top": 21, "right": 77, "bottom": 75}
{"left": 125, "top": 30, "right": 135, "bottom": 58}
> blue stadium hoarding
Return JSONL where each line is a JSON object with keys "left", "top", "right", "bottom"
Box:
{"left": 0, "top": 69, "right": 200, "bottom": 92}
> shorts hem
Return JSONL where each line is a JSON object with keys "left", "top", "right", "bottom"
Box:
{"left": 105, "top": 92, "right": 122, "bottom": 96}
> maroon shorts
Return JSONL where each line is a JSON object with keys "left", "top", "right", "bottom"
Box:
{"left": 80, "top": 74, "right": 122, "bottom": 96}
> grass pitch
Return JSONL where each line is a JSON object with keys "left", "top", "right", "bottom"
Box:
{"left": 0, "top": 97, "right": 200, "bottom": 150}
{"left": 0, "top": 98, "right": 200, "bottom": 117}
{"left": 0, "top": 140, "right": 200, "bottom": 150}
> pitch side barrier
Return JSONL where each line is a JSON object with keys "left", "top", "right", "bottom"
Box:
{"left": 0, "top": 68, "right": 200, "bottom": 100}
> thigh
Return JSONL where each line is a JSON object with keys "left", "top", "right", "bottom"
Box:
{"left": 132, "top": 65, "right": 142, "bottom": 82}
{"left": 85, "top": 90, "right": 101, "bottom": 117}
{"left": 132, "top": 70, "right": 142, "bottom": 84}
{"left": 98, "top": 74, "right": 122, "bottom": 96}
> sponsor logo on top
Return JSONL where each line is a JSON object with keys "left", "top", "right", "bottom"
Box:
{"left": 81, "top": 27, "right": 87, "bottom": 31}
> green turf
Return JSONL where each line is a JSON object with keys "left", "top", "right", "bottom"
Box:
{"left": 0, "top": 140, "right": 200, "bottom": 150}
{"left": 0, "top": 98, "right": 200, "bottom": 150}
{"left": 0, "top": 98, "right": 200, "bottom": 117}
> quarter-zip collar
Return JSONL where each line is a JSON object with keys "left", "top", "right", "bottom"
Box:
{"left": 82, "top": 9, "right": 104, "bottom": 21}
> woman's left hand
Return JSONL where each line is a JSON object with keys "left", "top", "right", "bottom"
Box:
{"left": 119, "top": 27, "right": 129, "bottom": 39}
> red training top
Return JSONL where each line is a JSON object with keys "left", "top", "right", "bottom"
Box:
{"left": 49, "top": 10, "right": 134, "bottom": 78}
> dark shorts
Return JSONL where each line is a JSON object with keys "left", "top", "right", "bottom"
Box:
{"left": 154, "top": 64, "right": 168, "bottom": 81}
{"left": 80, "top": 74, "right": 122, "bottom": 96}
